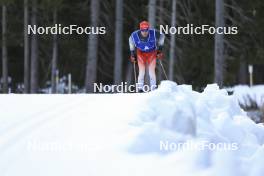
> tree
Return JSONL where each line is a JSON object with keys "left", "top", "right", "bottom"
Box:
{"left": 24, "top": 0, "right": 29, "bottom": 93}
{"left": 239, "top": 54, "right": 247, "bottom": 84}
{"left": 156, "top": 0, "right": 164, "bottom": 83}
{"left": 214, "top": 0, "right": 225, "bottom": 87}
{"left": 1, "top": 3, "right": 8, "bottom": 93}
{"left": 51, "top": 7, "right": 58, "bottom": 93}
{"left": 169, "top": 0, "right": 177, "bottom": 80}
{"left": 41, "top": 0, "right": 63, "bottom": 93}
{"left": 85, "top": 0, "right": 100, "bottom": 92}
{"left": 113, "top": 0, "right": 123, "bottom": 85}
{"left": 30, "top": 0, "right": 39, "bottom": 93}
{"left": 148, "top": 0, "right": 156, "bottom": 28}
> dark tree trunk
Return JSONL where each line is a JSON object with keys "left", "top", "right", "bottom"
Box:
{"left": 157, "top": 0, "right": 164, "bottom": 83}
{"left": 169, "top": 0, "right": 177, "bottom": 80}
{"left": 114, "top": 0, "right": 123, "bottom": 85}
{"left": 2, "top": 5, "right": 8, "bottom": 93}
{"left": 30, "top": 0, "right": 39, "bottom": 93}
{"left": 125, "top": 63, "right": 133, "bottom": 85}
{"left": 24, "top": 0, "right": 30, "bottom": 93}
{"left": 51, "top": 8, "right": 58, "bottom": 93}
{"left": 239, "top": 54, "right": 247, "bottom": 84}
{"left": 148, "top": 0, "right": 156, "bottom": 28}
{"left": 214, "top": 0, "right": 225, "bottom": 87}
{"left": 85, "top": 0, "right": 100, "bottom": 92}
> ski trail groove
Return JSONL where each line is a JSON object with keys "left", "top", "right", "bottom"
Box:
{"left": 0, "top": 97, "right": 72, "bottom": 135}
{"left": 0, "top": 96, "right": 88, "bottom": 154}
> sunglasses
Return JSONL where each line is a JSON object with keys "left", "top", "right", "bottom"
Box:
{"left": 141, "top": 29, "right": 149, "bottom": 32}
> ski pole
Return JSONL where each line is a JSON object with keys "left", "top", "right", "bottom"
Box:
{"left": 158, "top": 59, "right": 168, "bottom": 80}
{"left": 133, "top": 61, "right": 137, "bottom": 85}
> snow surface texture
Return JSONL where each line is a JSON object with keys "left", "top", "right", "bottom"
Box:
{"left": 233, "top": 85, "right": 264, "bottom": 108}
{"left": 232, "top": 85, "right": 264, "bottom": 123}
{"left": 0, "top": 81, "right": 264, "bottom": 176}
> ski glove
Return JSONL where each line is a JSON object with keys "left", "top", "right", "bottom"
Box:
{"left": 157, "top": 50, "right": 164, "bottom": 59}
{"left": 130, "top": 55, "right": 136, "bottom": 63}
{"left": 130, "top": 51, "right": 137, "bottom": 63}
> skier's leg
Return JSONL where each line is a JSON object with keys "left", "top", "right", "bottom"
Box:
{"left": 148, "top": 59, "right": 157, "bottom": 90}
{"left": 137, "top": 60, "right": 145, "bottom": 91}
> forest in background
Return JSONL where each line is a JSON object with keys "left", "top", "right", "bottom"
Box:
{"left": 0, "top": 0, "right": 264, "bottom": 93}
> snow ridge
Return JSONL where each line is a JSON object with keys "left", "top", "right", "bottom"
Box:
{"left": 129, "top": 81, "right": 264, "bottom": 176}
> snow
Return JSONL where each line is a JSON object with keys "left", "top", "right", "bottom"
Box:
{"left": 0, "top": 81, "right": 264, "bottom": 176}
{"left": 233, "top": 85, "right": 264, "bottom": 108}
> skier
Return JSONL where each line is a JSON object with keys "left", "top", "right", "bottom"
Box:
{"left": 129, "top": 21, "right": 165, "bottom": 92}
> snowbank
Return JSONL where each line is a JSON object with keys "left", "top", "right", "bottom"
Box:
{"left": 233, "top": 85, "right": 264, "bottom": 108}
{"left": 129, "top": 81, "right": 264, "bottom": 175}
{"left": 0, "top": 81, "right": 264, "bottom": 176}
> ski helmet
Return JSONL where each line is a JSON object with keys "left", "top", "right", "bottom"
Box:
{"left": 140, "top": 21, "right": 150, "bottom": 30}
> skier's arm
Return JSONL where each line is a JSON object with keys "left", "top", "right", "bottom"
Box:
{"left": 129, "top": 35, "right": 136, "bottom": 62}
{"left": 129, "top": 36, "right": 136, "bottom": 55}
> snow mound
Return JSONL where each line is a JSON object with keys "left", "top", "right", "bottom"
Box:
{"left": 1, "top": 82, "right": 264, "bottom": 176}
{"left": 128, "top": 81, "right": 264, "bottom": 176}
{"left": 233, "top": 85, "right": 264, "bottom": 108}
